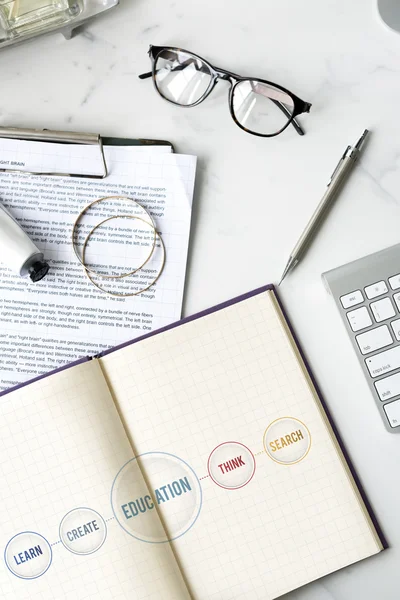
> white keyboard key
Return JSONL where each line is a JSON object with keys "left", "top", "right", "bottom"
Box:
{"left": 391, "top": 318, "right": 400, "bottom": 341}
{"left": 366, "top": 345, "right": 400, "bottom": 377}
{"left": 389, "top": 274, "right": 400, "bottom": 290}
{"left": 364, "top": 280, "right": 388, "bottom": 299}
{"left": 340, "top": 290, "right": 363, "bottom": 309}
{"left": 393, "top": 293, "right": 400, "bottom": 312}
{"left": 347, "top": 307, "right": 372, "bottom": 332}
{"left": 375, "top": 372, "right": 400, "bottom": 401}
{"left": 370, "top": 297, "right": 395, "bottom": 322}
{"left": 356, "top": 325, "right": 393, "bottom": 355}
{"left": 383, "top": 399, "right": 400, "bottom": 428}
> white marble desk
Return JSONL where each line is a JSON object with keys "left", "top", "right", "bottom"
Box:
{"left": 1, "top": 0, "right": 400, "bottom": 598}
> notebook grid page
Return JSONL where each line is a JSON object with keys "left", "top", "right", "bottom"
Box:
{"left": 101, "top": 290, "right": 381, "bottom": 599}
{"left": 0, "top": 360, "right": 189, "bottom": 600}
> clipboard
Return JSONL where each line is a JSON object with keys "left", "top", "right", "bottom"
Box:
{"left": 0, "top": 127, "right": 174, "bottom": 179}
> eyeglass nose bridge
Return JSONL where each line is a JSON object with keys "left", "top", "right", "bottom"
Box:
{"left": 213, "top": 66, "right": 238, "bottom": 86}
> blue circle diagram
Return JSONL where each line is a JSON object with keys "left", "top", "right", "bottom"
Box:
{"left": 111, "top": 452, "right": 202, "bottom": 543}
{"left": 4, "top": 531, "right": 53, "bottom": 580}
{"left": 59, "top": 507, "right": 107, "bottom": 555}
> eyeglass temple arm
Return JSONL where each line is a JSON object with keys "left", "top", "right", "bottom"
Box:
{"left": 271, "top": 101, "right": 305, "bottom": 136}
{"left": 138, "top": 70, "right": 305, "bottom": 136}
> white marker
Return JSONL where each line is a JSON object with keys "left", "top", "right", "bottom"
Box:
{"left": 0, "top": 202, "right": 49, "bottom": 282}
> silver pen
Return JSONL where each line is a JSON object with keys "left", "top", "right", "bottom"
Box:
{"left": 278, "top": 129, "right": 369, "bottom": 285}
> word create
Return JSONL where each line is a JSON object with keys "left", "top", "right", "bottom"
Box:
{"left": 14, "top": 545, "right": 43, "bottom": 565}
{"left": 269, "top": 429, "right": 304, "bottom": 452}
{"left": 66, "top": 520, "right": 99, "bottom": 543}
{"left": 121, "top": 477, "right": 192, "bottom": 519}
{"left": 217, "top": 456, "right": 245, "bottom": 474}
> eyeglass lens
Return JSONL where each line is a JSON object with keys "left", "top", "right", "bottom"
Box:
{"left": 154, "top": 49, "right": 213, "bottom": 106}
{"left": 232, "top": 81, "right": 295, "bottom": 135}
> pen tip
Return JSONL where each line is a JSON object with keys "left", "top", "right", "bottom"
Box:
{"left": 278, "top": 258, "right": 296, "bottom": 287}
{"left": 277, "top": 268, "right": 289, "bottom": 287}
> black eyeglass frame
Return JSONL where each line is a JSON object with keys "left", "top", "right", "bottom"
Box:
{"left": 139, "top": 45, "right": 312, "bottom": 138}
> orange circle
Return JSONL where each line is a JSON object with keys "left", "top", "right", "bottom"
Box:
{"left": 263, "top": 417, "right": 311, "bottom": 465}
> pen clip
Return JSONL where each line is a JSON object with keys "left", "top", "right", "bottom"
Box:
{"left": 327, "top": 145, "right": 351, "bottom": 186}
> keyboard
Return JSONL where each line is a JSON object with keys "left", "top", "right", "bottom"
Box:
{"left": 323, "top": 243, "right": 400, "bottom": 433}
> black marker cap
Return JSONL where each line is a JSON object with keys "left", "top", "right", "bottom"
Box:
{"left": 29, "top": 260, "right": 50, "bottom": 282}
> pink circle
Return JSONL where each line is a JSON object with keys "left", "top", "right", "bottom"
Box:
{"left": 207, "top": 441, "right": 256, "bottom": 490}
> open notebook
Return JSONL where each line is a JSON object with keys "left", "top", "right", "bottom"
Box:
{"left": 0, "top": 285, "right": 384, "bottom": 599}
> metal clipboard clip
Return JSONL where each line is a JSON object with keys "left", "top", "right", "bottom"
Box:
{"left": 0, "top": 127, "right": 108, "bottom": 179}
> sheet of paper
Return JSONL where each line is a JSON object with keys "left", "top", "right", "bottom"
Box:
{"left": 0, "top": 360, "right": 190, "bottom": 600}
{"left": 0, "top": 144, "right": 196, "bottom": 391}
{"left": 101, "top": 290, "right": 381, "bottom": 600}
{"left": 0, "top": 138, "right": 172, "bottom": 177}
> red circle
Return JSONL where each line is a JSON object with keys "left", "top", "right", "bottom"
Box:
{"left": 207, "top": 441, "right": 256, "bottom": 490}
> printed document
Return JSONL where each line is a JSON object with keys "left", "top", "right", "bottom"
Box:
{"left": 0, "top": 141, "right": 196, "bottom": 390}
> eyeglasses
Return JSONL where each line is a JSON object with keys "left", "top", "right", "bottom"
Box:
{"left": 139, "top": 45, "right": 312, "bottom": 138}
